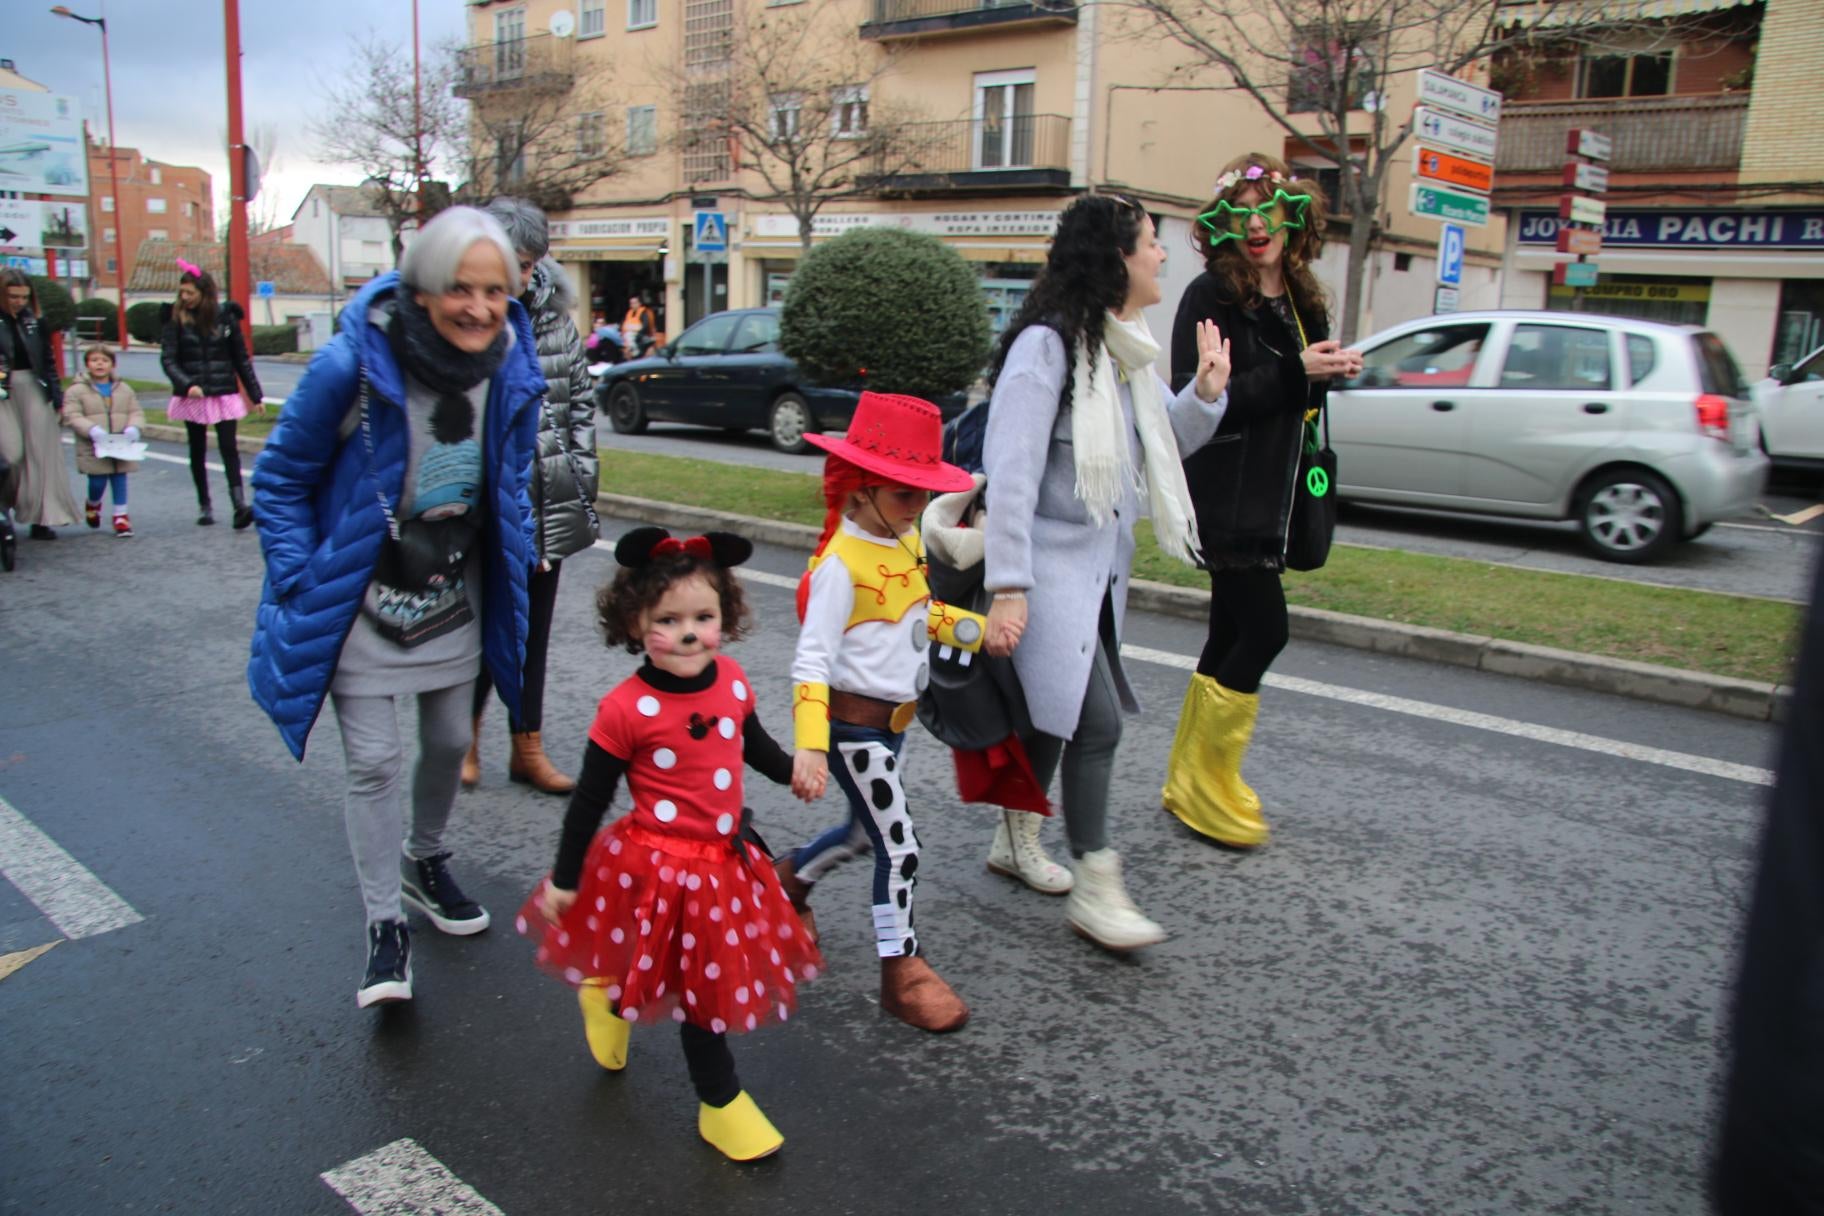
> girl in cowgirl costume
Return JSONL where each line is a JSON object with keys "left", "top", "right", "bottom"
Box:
{"left": 775, "top": 392, "right": 987, "bottom": 1034}
{"left": 520, "top": 527, "right": 821, "bottom": 1162}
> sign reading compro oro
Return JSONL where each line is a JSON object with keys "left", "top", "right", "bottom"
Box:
{"left": 0, "top": 91, "right": 89, "bottom": 198}
{"left": 750, "top": 210, "right": 1062, "bottom": 241}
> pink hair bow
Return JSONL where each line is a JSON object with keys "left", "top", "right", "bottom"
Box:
{"left": 175, "top": 258, "right": 203, "bottom": 279}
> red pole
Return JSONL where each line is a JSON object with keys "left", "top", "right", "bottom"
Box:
{"left": 413, "top": 0, "right": 424, "bottom": 206}
{"left": 44, "top": 247, "right": 65, "bottom": 379}
{"left": 99, "top": 19, "right": 127, "bottom": 350}
{"left": 223, "top": 0, "right": 251, "bottom": 341}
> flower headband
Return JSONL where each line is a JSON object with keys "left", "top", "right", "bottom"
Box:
{"left": 175, "top": 257, "right": 204, "bottom": 280}
{"left": 614, "top": 526, "right": 753, "bottom": 569}
{"left": 1212, "top": 164, "right": 1287, "bottom": 194}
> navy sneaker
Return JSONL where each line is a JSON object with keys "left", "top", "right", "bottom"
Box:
{"left": 401, "top": 852, "right": 491, "bottom": 936}
{"left": 357, "top": 919, "right": 412, "bottom": 1008}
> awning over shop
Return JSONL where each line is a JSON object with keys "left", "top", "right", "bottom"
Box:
{"left": 553, "top": 246, "right": 665, "bottom": 261}
{"left": 1497, "top": 0, "right": 1757, "bottom": 27}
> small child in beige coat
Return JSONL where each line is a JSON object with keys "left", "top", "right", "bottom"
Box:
{"left": 62, "top": 345, "right": 144, "bottom": 537}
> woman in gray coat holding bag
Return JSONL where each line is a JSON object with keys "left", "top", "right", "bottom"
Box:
{"left": 982, "top": 193, "right": 1232, "bottom": 952}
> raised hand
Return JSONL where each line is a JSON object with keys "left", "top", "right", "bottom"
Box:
{"left": 1193, "top": 319, "right": 1231, "bottom": 403}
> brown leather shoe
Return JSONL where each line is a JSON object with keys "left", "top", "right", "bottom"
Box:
{"left": 879, "top": 955, "right": 969, "bottom": 1033}
{"left": 460, "top": 716, "right": 482, "bottom": 789}
{"left": 509, "top": 730, "right": 575, "bottom": 795}
{"left": 773, "top": 855, "right": 818, "bottom": 945}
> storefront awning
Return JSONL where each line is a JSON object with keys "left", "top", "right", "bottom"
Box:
{"left": 553, "top": 246, "right": 665, "bottom": 261}
{"left": 1498, "top": 0, "right": 1757, "bottom": 27}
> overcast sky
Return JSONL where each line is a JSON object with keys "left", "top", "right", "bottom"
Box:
{"left": 12, "top": 0, "right": 470, "bottom": 228}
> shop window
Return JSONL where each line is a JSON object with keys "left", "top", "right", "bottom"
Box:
{"left": 1578, "top": 51, "right": 1672, "bottom": 99}
{"left": 1772, "top": 279, "right": 1824, "bottom": 368}
{"left": 1500, "top": 325, "right": 1612, "bottom": 391}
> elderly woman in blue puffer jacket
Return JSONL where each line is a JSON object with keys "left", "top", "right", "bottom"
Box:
{"left": 247, "top": 206, "right": 544, "bottom": 1012}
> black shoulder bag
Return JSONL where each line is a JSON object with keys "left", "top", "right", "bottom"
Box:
{"left": 1283, "top": 295, "right": 1338, "bottom": 573}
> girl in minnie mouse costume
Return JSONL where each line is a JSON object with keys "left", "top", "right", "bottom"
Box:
{"left": 519, "top": 527, "right": 822, "bottom": 1162}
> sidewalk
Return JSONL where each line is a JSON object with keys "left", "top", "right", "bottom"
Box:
{"left": 142, "top": 422, "right": 1793, "bottom": 723}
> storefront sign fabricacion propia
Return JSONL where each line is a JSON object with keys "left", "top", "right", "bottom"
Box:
{"left": 749, "top": 211, "right": 1063, "bottom": 241}
{"left": 549, "top": 217, "right": 671, "bottom": 242}
{"left": 1517, "top": 209, "right": 1824, "bottom": 250}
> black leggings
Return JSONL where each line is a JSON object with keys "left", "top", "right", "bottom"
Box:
{"left": 184, "top": 420, "right": 243, "bottom": 500}
{"left": 680, "top": 1022, "right": 739, "bottom": 1107}
{"left": 1196, "top": 569, "right": 1289, "bottom": 694}
{"left": 472, "top": 560, "right": 561, "bottom": 731}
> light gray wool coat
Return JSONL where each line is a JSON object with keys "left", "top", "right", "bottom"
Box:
{"left": 983, "top": 324, "right": 1226, "bottom": 739}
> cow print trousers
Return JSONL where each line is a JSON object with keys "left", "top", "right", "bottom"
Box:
{"left": 788, "top": 722, "right": 921, "bottom": 958}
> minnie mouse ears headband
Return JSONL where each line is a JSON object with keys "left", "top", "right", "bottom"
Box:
{"left": 615, "top": 526, "right": 753, "bottom": 570}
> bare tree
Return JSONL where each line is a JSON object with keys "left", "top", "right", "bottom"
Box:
{"left": 666, "top": 0, "right": 943, "bottom": 250}
{"left": 1110, "top": 0, "right": 1711, "bottom": 341}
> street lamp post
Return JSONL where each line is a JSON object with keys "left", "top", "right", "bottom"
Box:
{"left": 51, "top": 5, "right": 129, "bottom": 351}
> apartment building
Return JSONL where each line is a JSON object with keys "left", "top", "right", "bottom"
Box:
{"left": 85, "top": 144, "right": 213, "bottom": 306}
{"left": 458, "top": 0, "right": 1505, "bottom": 343}
{"left": 1492, "top": 0, "right": 1821, "bottom": 378}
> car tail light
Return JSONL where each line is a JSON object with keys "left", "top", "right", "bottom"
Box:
{"left": 1695, "top": 393, "right": 1731, "bottom": 441}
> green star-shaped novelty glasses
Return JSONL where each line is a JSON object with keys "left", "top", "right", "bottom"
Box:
{"left": 1196, "top": 189, "right": 1312, "bottom": 244}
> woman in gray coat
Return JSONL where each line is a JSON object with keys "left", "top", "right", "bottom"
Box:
{"left": 466, "top": 197, "right": 601, "bottom": 793}
{"left": 982, "top": 194, "right": 1231, "bottom": 952}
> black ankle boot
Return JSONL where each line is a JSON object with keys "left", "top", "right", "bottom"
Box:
{"left": 229, "top": 484, "right": 253, "bottom": 531}
{"left": 197, "top": 496, "right": 215, "bottom": 526}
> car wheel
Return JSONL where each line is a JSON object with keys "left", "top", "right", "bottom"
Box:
{"left": 1577, "top": 468, "right": 1680, "bottom": 564}
{"left": 769, "top": 392, "right": 814, "bottom": 454}
{"left": 607, "top": 384, "right": 647, "bottom": 435}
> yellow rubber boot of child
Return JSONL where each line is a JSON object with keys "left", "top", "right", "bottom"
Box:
{"left": 577, "top": 981, "right": 630, "bottom": 1071}
{"left": 699, "top": 1091, "right": 784, "bottom": 1161}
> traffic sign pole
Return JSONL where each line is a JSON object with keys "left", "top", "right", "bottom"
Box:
{"left": 1557, "top": 126, "right": 1611, "bottom": 311}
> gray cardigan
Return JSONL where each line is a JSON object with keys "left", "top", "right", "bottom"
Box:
{"left": 983, "top": 325, "right": 1226, "bottom": 738}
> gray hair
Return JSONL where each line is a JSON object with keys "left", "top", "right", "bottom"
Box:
{"left": 484, "top": 196, "right": 550, "bottom": 260}
{"left": 399, "top": 206, "right": 520, "bottom": 296}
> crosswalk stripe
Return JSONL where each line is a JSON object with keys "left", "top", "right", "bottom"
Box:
{"left": 0, "top": 794, "right": 146, "bottom": 939}
{"left": 321, "top": 1139, "right": 504, "bottom": 1216}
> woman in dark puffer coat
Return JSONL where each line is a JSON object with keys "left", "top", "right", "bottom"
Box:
{"left": 161, "top": 264, "right": 265, "bottom": 528}
{"left": 466, "top": 197, "right": 601, "bottom": 793}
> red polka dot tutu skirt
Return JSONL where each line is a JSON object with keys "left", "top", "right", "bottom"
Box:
{"left": 518, "top": 818, "right": 823, "bottom": 1034}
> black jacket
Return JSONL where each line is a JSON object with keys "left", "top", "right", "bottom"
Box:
{"left": 0, "top": 307, "right": 62, "bottom": 411}
{"left": 160, "top": 301, "right": 263, "bottom": 401}
{"left": 1170, "top": 271, "right": 1329, "bottom": 568}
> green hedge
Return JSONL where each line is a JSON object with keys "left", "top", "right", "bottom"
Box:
{"left": 28, "top": 276, "right": 75, "bottom": 334}
{"left": 779, "top": 227, "right": 990, "bottom": 400}
{"left": 126, "top": 301, "right": 164, "bottom": 344}
{"left": 74, "top": 297, "right": 118, "bottom": 343}
{"left": 251, "top": 324, "right": 298, "bottom": 356}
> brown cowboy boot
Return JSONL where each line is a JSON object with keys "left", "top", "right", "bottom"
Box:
{"left": 880, "top": 955, "right": 969, "bottom": 1033}
{"left": 773, "top": 855, "right": 818, "bottom": 945}
{"left": 509, "top": 731, "right": 575, "bottom": 795}
{"left": 460, "top": 716, "right": 482, "bottom": 789}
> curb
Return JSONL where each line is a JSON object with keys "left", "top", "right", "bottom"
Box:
{"left": 597, "top": 491, "right": 1793, "bottom": 724}
{"left": 143, "top": 421, "right": 269, "bottom": 457}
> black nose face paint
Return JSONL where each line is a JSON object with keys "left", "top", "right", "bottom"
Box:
{"left": 681, "top": 633, "right": 698, "bottom": 646}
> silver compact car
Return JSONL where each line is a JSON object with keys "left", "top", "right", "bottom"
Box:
{"left": 1329, "top": 311, "right": 1768, "bottom": 563}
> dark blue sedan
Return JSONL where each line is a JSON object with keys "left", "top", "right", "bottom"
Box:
{"left": 594, "top": 307, "right": 961, "bottom": 455}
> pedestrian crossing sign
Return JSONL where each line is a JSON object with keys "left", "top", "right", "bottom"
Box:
{"left": 694, "top": 210, "right": 728, "bottom": 253}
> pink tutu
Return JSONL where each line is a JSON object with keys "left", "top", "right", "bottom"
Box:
{"left": 166, "top": 394, "right": 249, "bottom": 425}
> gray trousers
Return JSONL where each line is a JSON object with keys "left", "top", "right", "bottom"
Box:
{"left": 1023, "top": 633, "right": 1123, "bottom": 858}
{"left": 331, "top": 681, "right": 474, "bottom": 925}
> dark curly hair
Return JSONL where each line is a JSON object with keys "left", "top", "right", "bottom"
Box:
{"left": 986, "top": 193, "right": 1151, "bottom": 415}
{"left": 596, "top": 556, "right": 751, "bottom": 655}
{"left": 1191, "top": 152, "right": 1330, "bottom": 325}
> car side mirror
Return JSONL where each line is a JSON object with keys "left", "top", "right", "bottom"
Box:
{"left": 1769, "top": 362, "right": 1794, "bottom": 385}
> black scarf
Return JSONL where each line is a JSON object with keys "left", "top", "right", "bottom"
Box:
{"left": 389, "top": 290, "right": 509, "bottom": 395}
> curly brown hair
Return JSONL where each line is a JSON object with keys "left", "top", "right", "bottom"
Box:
{"left": 596, "top": 556, "right": 751, "bottom": 655}
{"left": 1192, "top": 152, "right": 1330, "bottom": 326}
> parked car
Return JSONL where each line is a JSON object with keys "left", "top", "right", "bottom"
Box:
{"left": 1327, "top": 310, "right": 1768, "bottom": 563}
{"left": 1750, "top": 343, "right": 1824, "bottom": 472}
{"left": 594, "top": 307, "right": 962, "bottom": 454}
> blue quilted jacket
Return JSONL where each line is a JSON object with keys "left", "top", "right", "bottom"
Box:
{"left": 247, "top": 273, "right": 546, "bottom": 760}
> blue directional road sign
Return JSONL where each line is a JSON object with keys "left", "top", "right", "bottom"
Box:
{"left": 693, "top": 210, "right": 728, "bottom": 253}
{"left": 256, "top": 280, "right": 276, "bottom": 298}
{"left": 1437, "top": 223, "right": 1465, "bottom": 287}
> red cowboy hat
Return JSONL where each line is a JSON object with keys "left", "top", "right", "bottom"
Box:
{"left": 805, "top": 392, "right": 975, "bottom": 493}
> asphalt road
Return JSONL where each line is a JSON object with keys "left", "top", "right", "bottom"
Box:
{"left": 0, "top": 436, "right": 1784, "bottom": 1214}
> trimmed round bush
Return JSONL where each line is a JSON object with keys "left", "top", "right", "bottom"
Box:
{"left": 251, "top": 324, "right": 298, "bottom": 356}
{"left": 75, "top": 297, "right": 119, "bottom": 342}
{"left": 28, "top": 276, "right": 75, "bottom": 334}
{"left": 126, "top": 301, "right": 164, "bottom": 344}
{"left": 780, "top": 227, "right": 990, "bottom": 400}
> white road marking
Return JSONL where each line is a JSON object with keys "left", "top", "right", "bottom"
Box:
{"left": 589, "top": 539, "right": 1779, "bottom": 788}
{"left": 321, "top": 1139, "right": 504, "bottom": 1216}
{"left": 0, "top": 795, "right": 146, "bottom": 939}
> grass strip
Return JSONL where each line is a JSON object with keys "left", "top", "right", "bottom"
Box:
{"left": 599, "top": 448, "right": 1799, "bottom": 686}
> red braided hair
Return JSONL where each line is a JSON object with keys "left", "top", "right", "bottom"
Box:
{"left": 795, "top": 454, "right": 888, "bottom": 621}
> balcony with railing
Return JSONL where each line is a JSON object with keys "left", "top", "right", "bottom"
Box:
{"left": 870, "top": 114, "right": 1072, "bottom": 193}
{"left": 1495, "top": 93, "right": 1749, "bottom": 174}
{"left": 861, "top": 0, "right": 1077, "bottom": 40}
{"left": 453, "top": 33, "right": 575, "bottom": 98}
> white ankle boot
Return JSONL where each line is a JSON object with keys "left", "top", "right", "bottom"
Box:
{"left": 1065, "top": 849, "right": 1165, "bottom": 951}
{"left": 986, "top": 810, "right": 1073, "bottom": 894}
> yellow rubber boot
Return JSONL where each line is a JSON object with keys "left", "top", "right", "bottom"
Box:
{"left": 577, "top": 982, "right": 630, "bottom": 1071}
{"left": 699, "top": 1091, "right": 784, "bottom": 1161}
{"left": 1161, "top": 674, "right": 1270, "bottom": 849}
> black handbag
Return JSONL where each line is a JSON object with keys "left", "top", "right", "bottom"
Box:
{"left": 1285, "top": 405, "right": 1337, "bottom": 572}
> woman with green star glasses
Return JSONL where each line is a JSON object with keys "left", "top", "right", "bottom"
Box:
{"left": 1164, "top": 153, "right": 1361, "bottom": 854}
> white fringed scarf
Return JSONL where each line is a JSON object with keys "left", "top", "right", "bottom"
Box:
{"left": 1070, "top": 311, "right": 1203, "bottom": 565}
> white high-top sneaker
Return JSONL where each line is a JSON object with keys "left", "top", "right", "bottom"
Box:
{"left": 1065, "top": 849, "right": 1165, "bottom": 951}
{"left": 986, "top": 810, "right": 1074, "bottom": 894}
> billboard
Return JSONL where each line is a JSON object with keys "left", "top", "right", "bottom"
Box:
{"left": 0, "top": 199, "right": 89, "bottom": 252}
{"left": 0, "top": 90, "right": 90, "bottom": 197}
